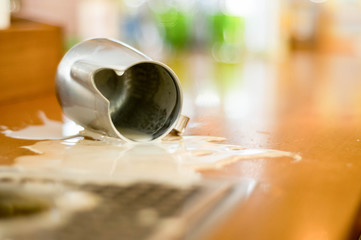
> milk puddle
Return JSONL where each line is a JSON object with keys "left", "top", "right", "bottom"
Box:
{"left": 1, "top": 112, "right": 301, "bottom": 186}
{"left": 1, "top": 112, "right": 83, "bottom": 140}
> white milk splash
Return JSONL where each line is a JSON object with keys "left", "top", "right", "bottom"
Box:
{"left": 1, "top": 112, "right": 301, "bottom": 186}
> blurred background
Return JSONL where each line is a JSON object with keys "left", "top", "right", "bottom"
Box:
{"left": 4, "top": 0, "right": 361, "bottom": 146}
{"left": 11, "top": 0, "right": 361, "bottom": 60}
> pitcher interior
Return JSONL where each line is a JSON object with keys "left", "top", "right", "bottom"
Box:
{"left": 93, "top": 62, "right": 181, "bottom": 141}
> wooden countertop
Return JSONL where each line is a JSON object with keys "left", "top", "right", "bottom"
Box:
{"left": 1, "top": 51, "right": 361, "bottom": 239}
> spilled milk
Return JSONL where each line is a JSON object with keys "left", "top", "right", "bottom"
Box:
{"left": 0, "top": 112, "right": 301, "bottom": 186}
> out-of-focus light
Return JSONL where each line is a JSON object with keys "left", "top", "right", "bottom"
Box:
{"left": 244, "top": 0, "right": 282, "bottom": 56}
{"left": 309, "top": 0, "right": 327, "bottom": 3}
{"left": 223, "top": 0, "right": 255, "bottom": 16}
{"left": 124, "top": 0, "right": 146, "bottom": 8}
{"left": 195, "top": 90, "right": 220, "bottom": 107}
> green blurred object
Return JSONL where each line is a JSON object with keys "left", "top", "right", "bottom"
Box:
{"left": 155, "top": 8, "right": 191, "bottom": 50}
{"left": 210, "top": 13, "right": 245, "bottom": 63}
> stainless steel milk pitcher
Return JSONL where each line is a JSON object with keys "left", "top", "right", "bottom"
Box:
{"left": 56, "top": 38, "right": 188, "bottom": 142}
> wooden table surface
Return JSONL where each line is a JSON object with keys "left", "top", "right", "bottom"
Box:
{"left": 1, "top": 51, "right": 361, "bottom": 240}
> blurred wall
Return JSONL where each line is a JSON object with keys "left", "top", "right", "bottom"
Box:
{"left": 15, "top": 0, "right": 78, "bottom": 36}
